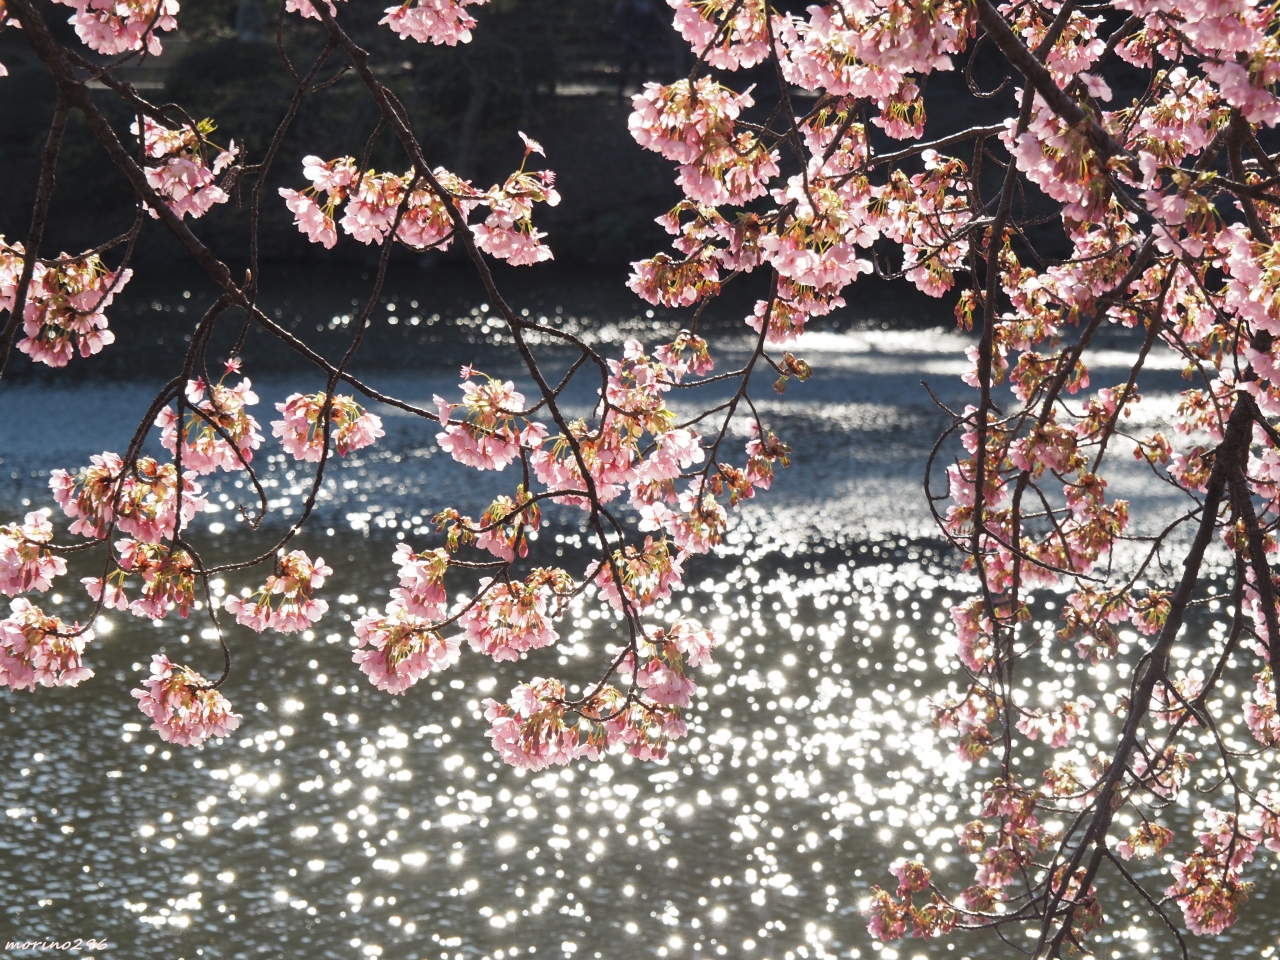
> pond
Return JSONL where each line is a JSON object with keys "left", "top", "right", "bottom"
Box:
{"left": 0, "top": 268, "right": 1274, "bottom": 960}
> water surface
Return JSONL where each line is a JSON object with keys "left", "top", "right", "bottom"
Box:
{"left": 0, "top": 279, "right": 1275, "bottom": 960}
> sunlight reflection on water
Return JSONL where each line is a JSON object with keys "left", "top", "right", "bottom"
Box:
{"left": 1, "top": 318, "right": 1277, "bottom": 960}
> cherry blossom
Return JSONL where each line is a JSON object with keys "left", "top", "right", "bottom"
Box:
{"left": 630, "top": 78, "right": 778, "bottom": 207}
{"left": 14, "top": 0, "right": 1280, "bottom": 947}
{"left": 669, "top": 0, "right": 771, "bottom": 71}
{"left": 392, "top": 543, "right": 450, "bottom": 617}
{"left": 156, "top": 372, "right": 263, "bottom": 475}
{"left": 471, "top": 149, "right": 561, "bottom": 265}
{"left": 654, "top": 330, "right": 714, "bottom": 381}
{"left": 435, "top": 373, "right": 530, "bottom": 471}
{"left": 52, "top": 0, "right": 179, "bottom": 56}
{"left": 591, "top": 537, "right": 684, "bottom": 613}
{"left": 0, "top": 511, "right": 66, "bottom": 596}
{"left": 283, "top": 0, "right": 340, "bottom": 20}
{"left": 483, "top": 677, "right": 583, "bottom": 770}
{"left": 279, "top": 142, "right": 555, "bottom": 261}
{"left": 50, "top": 453, "right": 204, "bottom": 543}
{"left": 224, "top": 550, "right": 331, "bottom": 633}
{"left": 396, "top": 170, "right": 482, "bottom": 250}
{"left": 280, "top": 189, "right": 338, "bottom": 249}
{"left": 272, "top": 392, "right": 384, "bottom": 462}
{"left": 436, "top": 490, "right": 542, "bottom": 562}
{"left": 380, "top": 0, "right": 488, "bottom": 45}
{"left": 1167, "top": 811, "right": 1257, "bottom": 936}
{"left": 133, "top": 117, "right": 238, "bottom": 220}
{"left": 1014, "top": 696, "right": 1095, "bottom": 747}
{"left": 461, "top": 568, "right": 574, "bottom": 661}
{"left": 353, "top": 599, "right": 460, "bottom": 693}
{"left": 132, "top": 654, "right": 241, "bottom": 746}
{"left": 2, "top": 241, "right": 131, "bottom": 368}
{"left": 626, "top": 251, "right": 721, "bottom": 308}
{"left": 91, "top": 538, "right": 197, "bottom": 619}
{"left": 634, "top": 619, "right": 717, "bottom": 707}
{"left": 1116, "top": 822, "right": 1174, "bottom": 861}
{"left": 0, "top": 598, "right": 93, "bottom": 690}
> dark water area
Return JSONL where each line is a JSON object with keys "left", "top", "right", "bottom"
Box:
{"left": 0, "top": 272, "right": 1277, "bottom": 960}
{"left": 0, "top": 258, "right": 958, "bottom": 386}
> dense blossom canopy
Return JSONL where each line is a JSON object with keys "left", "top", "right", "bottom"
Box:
{"left": 4, "top": 0, "right": 1280, "bottom": 952}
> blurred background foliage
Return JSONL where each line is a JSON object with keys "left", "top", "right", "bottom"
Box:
{"left": 0, "top": 0, "right": 722, "bottom": 266}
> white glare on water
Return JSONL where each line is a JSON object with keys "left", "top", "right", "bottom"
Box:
{"left": 2, "top": 324, "right": 1275, "bottom": 958}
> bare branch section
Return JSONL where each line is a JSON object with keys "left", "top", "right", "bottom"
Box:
{"left": 2, "top": 0, "right": 1280, "bottom": 954}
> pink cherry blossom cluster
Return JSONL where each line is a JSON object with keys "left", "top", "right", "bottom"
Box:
{"left": 1243, "top": 667, "right": 1280, "bottom": 745}
{"left": 669, "top": 0, "right": 771, "bottom": 71}
{"left": 656, "top": 199, "right": 765, "bottom": 270}
{"left": 1006, "top": 94, "right": 1109, "bottom": 226}
{"left": 1013, "top": 696, "right": 1096, "bottom": 748}
{"left": 1115, "top": 821, "right": 1175, "bottom": 862}
{"left": 0, "top": 598, "right": 94, "bottom": 690}
{"left": 478, "top": 620, "right": 715, "bottom": 770}
{"left": 632, "top": 619, "right": 715, "bottom": 707}
{"left": 133, "top": 117, "right": 238, "bottom": 220}
{"left": 435, "top": 489, "right": 542, "bottom": 562}
{"left": 282, "top": 0, "right": 489, "bottom": 47}
{"left": 224, "top": 550, "right": 331, "bottom": 633}
{"left": 626, "top": 251, "right": 722, "bottom": 309}
{"left": 278, "top": 158, "right": 346, "bottom": 250}
{"left": 280, "top": 136, "right": 557, "bottom": 264}
{"left": 931, "top": 688, "right": 998, "bottom": 762}
{"left": 353, "top": 606, "right": 460, "bottom": 694}
{"left": 52, "top": 0, "right": 179, "bottom": 56}
{"left": 624, "top": 16, "right": 993, "bottom": 348}
{"left": 431, "top": 324, "right": 787, "bottom": 570}
{"left": 554, "top": 342, "right": 696, "bottom": 486}
{"left": 653, "top": 330, "right": 714, "bottom": 381}
{"left": 471, "top": 147, "right": 561, "bottom": 265}
{"left": 155, "top": 369, "right": 263, "bottom": 474}
{"left": 1164, "top": 808, "right": 1274, "bottom": 936}
{"left": 483, "top": 677, "right": 584, "bottom": 770}
{"left": 352, "top": 545, "right": 456, "bottom": 692}
{"left": 282, "top": 0, "right": 339, "bottom": 20}
{"left": 0, "top": 511, "right": 66, "bottom": 597}
{"left": 1, "top": 240, "right": 131, "bottom": 368}
{"left": 1113, "top": 0, "right": 1280, "bottom": 121}
{"left": 528, "top": 415, "right": 637, "bottom": 507}
{"left": 399, "top": 169, "right": 483, "bottom": 250}
{"left": 132, "top": 654, "right": 240, "bottom": 747}
{"left": 435, "top": 372, "right": 535, "bottom": 472}
{"left": 775, "top": 2, "right": 960, "bottom": 101}
{"left": 864, "top": 858, "right": 957, "bottom": 941}
{"left": 391, "top": 543, "right": 450, "bottom": 618}
{"left": 630, "top": 78, "right": 779, "bottom": 207}
{"left": 461, "top": 568, "right": 574, "bottom": 662}
{"left": 271, "top": 392, "right": 384, "bottom": 462}
{"left": 380, "top": 0, "right": 488, "bottom": 45}
{"left": 280, "top": 156, "right": 470, "bottom": 250}
{"left": 50, "top": 453, "right": 205, "bottom": 543}
{"left": 583, "top": 691, "right": 691, "bottom": 762}
{"left": 860, "top": 0, "right": 1280, "bottom": 935}
{"left": 872, "top": 82, "right": 926, "bottom": 140}
{"left": 482, "top": 667, "right": 702, "bottom": 770}
{"left": 591, "top": 537, "right": 684, "bottom": 614}
{"left": 758, "top": 180, "right": 875, "bottom": 290}
{"left": 85, "top": 538, "right": 197, "bottom": 620}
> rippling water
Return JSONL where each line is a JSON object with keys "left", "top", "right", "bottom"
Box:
{"left": 1, "top": 280, "right": 1277, "bottom": 960}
